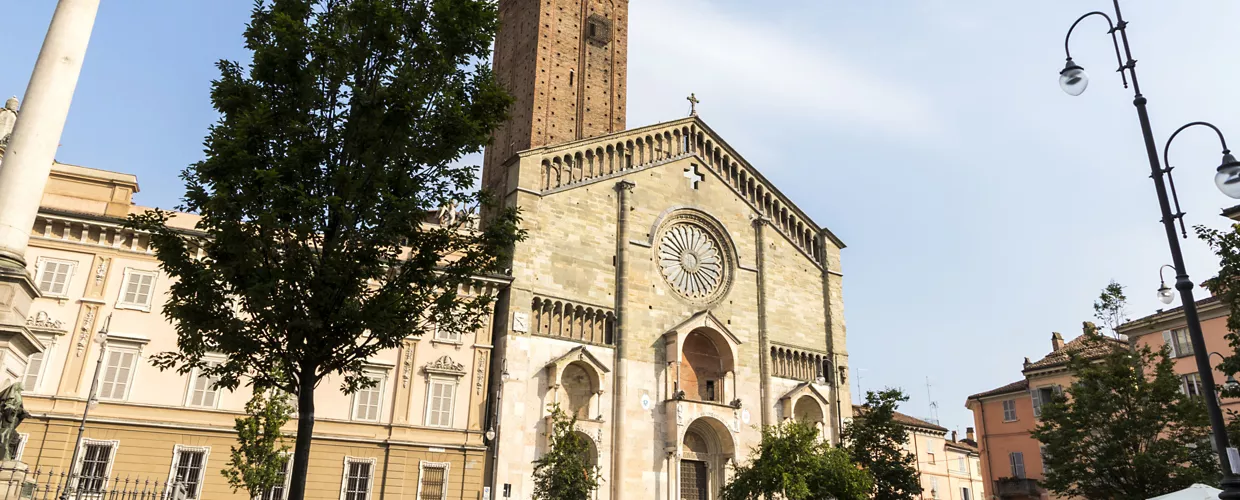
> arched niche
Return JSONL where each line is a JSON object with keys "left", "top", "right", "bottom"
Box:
{"left": 780, "top": 382, "right": 831, "bottom": 440}
{"left": 545, "top": 346, "right": 609, "bottom": 421}
{"left": 663, "top": 311, "right": 742, "bottom": 405}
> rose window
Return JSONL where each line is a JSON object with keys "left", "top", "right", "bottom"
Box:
{"left": 658, "top": 224, "right": 724, "bottom": 299}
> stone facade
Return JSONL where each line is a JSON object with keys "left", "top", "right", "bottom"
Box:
{"left": 482, "top": 3, "right": 849, "bottom": 499}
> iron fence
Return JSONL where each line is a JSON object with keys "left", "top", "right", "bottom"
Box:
{"left": 0, "top": 469, "right": 190, "bottom": 500}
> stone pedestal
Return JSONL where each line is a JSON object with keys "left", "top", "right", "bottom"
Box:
{"left": 0, "top": 268, "right": 42, "bottom": 387}
{"left": 0, "top": 461, "right": 34, "bottom": 499}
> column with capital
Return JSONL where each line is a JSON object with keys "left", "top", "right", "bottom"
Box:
{"left": 0, "top": 0, "right": 100, "bottom": 467}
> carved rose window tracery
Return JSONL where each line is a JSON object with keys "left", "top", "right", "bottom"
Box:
{"left": 659, "top": 224, "right": 724, "bottom": 300}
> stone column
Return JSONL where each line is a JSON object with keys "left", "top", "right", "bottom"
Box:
{"left": 753, "top": 216, "right": 772, "bottom": 427}
{"left": 0, "top": 0, "right": 99, "bottom": 393}
{"left": 0, "top": 0, "right": 101, "bottom": 268}
{"left": 610, "top": 179, "right": 634, "bottom": 500}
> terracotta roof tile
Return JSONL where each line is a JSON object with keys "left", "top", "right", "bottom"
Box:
{"left": 967, "top": 379, "right": 1028, "bottom": 400}
{"left": 946, "top": 440, "right": 978, "bottom": 453}
{"left": 852, "top": 405, "right": 947, "bottom": 432}
{"left": 1023, "top": 335, "right": 1125, "bottom": 371}
{"left": 1119, "top": 295, "right": 1220, "bottom": 328}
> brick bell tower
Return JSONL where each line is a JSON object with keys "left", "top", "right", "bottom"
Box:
{"left": 481, "top": 0, "right": 629, "bottom": 197}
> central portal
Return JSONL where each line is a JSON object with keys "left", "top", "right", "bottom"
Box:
{"left": 680, "top": 460, "right": 709, "bottom": 500}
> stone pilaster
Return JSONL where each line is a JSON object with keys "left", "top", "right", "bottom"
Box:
{"left": 752, "top": 216, "right": 772, "bottom": 427}
{"left": 610, "top": 179, "right": 634, "bottom": 499}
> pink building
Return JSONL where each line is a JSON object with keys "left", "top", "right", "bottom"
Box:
{"left": 1118, "top": 295, "right": 1239, "bottom": 413}
{"left": 966, "top": 333, "right": 1125, "bottom": 500}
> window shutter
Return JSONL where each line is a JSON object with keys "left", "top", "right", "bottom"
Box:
{"left": 1164, "top": 331, "right": 1177, "bottom": 357}
{"left": 1031, "top": 389, "right": 1043, "bottom": 417}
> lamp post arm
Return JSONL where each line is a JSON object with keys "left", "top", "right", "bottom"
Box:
{"left": 1160, "top": 264, "right": 1176, "bottom": 284}
{"left": 1064, "top": 11, "right": 1128, "bottom": 88}
{"left": 1164, "top": 122, "right": 1232, "bottom": 173}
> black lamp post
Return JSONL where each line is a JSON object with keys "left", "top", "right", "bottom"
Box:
{"left": 1061, "top": 2, "right": 1240, "bottom": 497}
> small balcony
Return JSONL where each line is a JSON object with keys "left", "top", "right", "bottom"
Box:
{"left": 995, "top": 477, "right": 1042, "bottom": 499}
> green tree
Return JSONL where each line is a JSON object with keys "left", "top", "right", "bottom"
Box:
{"left": 843, "top": 389, "right": 921, "bottom": 500}
{"left": 222, "top": 384, "right": 294, "bottom": 498}
{"left": 1031, "top": 322, "right": 1218, "bottom": 499}
{"left": 721, "top": 420, "right": 873, "bottom": 500}
{"left": 1094, "top": 280, "right": 1129, "bottom": 337}
{"left": 531, "top": 404, "right": 600, "bottom": 500}
{"left": 126, "top": 1, "right": 520, "bottom": 498}
{"left": 1198, "top": 224, "right": 1240, "bottom": 398}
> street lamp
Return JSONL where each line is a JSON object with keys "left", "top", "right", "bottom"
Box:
{"left": 1060, "top": 2, "right": 1240, "bottom": 497}
{"left": 62, "top": 313, "right": 110, "bottom": 499}
{"left": 1210, "top": 352, "right": 1240, "bottom": 395}
{"left": 1158, "top": 264, "right": 1176, "bottom": 305}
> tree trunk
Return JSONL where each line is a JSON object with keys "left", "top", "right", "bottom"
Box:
{"left": 287, "top": 371, "right": 317, "bottom": 500}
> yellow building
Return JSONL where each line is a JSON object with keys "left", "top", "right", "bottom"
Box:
{"left": 14, "top": 162, "right": 501, "bottom": 499}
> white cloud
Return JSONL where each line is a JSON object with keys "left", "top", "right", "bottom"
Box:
{"left": 627, "top": 0, "right": 943, "bottom": 142}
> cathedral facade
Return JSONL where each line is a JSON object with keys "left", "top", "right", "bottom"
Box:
{"left": 483, "top": 1, "right": 852, "bottom": 499}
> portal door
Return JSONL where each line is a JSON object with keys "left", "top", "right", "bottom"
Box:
{"left": 679, "top": 459, "right": 709, "bottom": 500}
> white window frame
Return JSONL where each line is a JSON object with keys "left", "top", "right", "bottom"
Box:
{"left": 22, "top": 335, "right": 56, "bottom": 394}
{"left": 34, "top": 256, "right": 77, "bottom": 298}
{"left": 115, "top": 268, "right": 158, "bottom": 312}
{"left": 962, "top": 487, "right": 971, "bottom": 500}
{"left": 1165, "top": 329, "right": 1195, "bottom": 358}
{"left": 166, "top": 444, "right": 211, "bottom": 499}
{"left": 431, "top": 323, "right": 463, "bottom": 344}
{"left": 97, "top": 343, "right": 142, "bottom": 401}
{"left": 423, "top": 376, "right": 458, "bottom": 428}
{"left": 351, "top": 369, "right": 388, "bottom": 422}
{"left": 930, "top": 477, "right": 939, "bottom": 499}
{"left": 13, "top": 433, "right": 27, "bottom": 462}
{"left": 257, "top": 452, "right": 293, "bottom": 500}
{"left": 74, "top": 438, "right": 119, "bottom": 492}
{"left": 1001, "top": 399, "right": 1017, "bottom": 421}
{"left": 184, "top": 360, "right": 225, "bottom": 409}
{"left": 1182, "top": 373, "right": 1204, "bottom": 397}
{"left": 339, "top": 456, "right": 378, "bottom": 500}
{"left": 415, "top": 461, "right": 451, "bottom": 500}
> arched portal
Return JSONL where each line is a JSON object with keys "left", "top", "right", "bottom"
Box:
{"left": 680, "top": 328, "right": 734, "bottom": 403}
{"left": 680, "top": 417, "right": 735, "bottom": 500}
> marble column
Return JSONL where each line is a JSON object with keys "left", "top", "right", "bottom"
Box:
{"left": 0, "top": 0, "right": 101, "bottom": 269}
{"left": 0, "top": 0, "right": 100, "bottom": 388}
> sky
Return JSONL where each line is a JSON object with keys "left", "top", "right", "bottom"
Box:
{"left": 3, "top": 0, "right": 1240, "bottom": 435}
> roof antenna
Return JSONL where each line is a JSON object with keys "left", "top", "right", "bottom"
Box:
{"left": 926, "top": 376, "right": 940, "bottom": 426}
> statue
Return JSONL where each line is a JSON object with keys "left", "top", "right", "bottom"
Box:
{"left": 436, "top": 199, "right": 459, "bottom": 226}
{"left": 0, "top": 97, "right": 17, "bottom": 148}
{"left": 0, "top": 381, "right": 28, "bottom": 461}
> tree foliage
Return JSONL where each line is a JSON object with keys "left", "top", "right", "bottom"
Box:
{"left": 721, "top": 420, "right": 872, "bottom": 500}
{"left": 222, "top": 384, "right": 294, "bottom": 497}
{"left": 1031, "top": 322, "right": 1218, "bottom": 500}
{"left": 531, "top": 404, "right": 600, "bottom": 500}
{"left": 1094, "top": 280, "right": 1128, "bottom": 337}
{"left": 843, "top": 389, "right": 922, "bottom": 500}
{"left": 125, "top": 1, "right": 520, "bottom": 498}
{"left": 1198, "top": 224, "right": 1240, "bottom": 397}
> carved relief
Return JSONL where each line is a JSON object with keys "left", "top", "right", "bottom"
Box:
{"left": 658, "top": 224, "right": 723, "bottom": 299}
{"left": 424, "top": 355, "right": 465, "bottom": 376}
{"left": 25, "top": 311, "right": 64, "bottom": 330}
{"left": 401, "top": 347, "right": 414, "bottom": 388}
{"left": 75, "top": 305, "right": 99, "bottom": 356}
{"left": 476, "top": 352, "right": 488, "bottom": 395}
